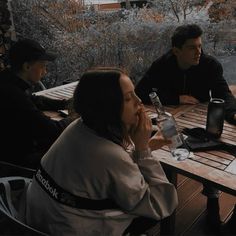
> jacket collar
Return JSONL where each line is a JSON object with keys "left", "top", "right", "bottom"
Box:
{"left": 166, "top": 50, "right": 205, "bottom": 72}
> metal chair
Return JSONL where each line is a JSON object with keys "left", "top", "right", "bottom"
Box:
{"left": 0, "top": 176, "right": 49, "bottom": 235}
{"left": 0, "top": 161, "right": 35, "bottom": 178}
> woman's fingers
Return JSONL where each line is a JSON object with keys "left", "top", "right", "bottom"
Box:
{"left": 131, "top": 107, "right": 153, "bottom": 151}
{"left": 137, "top": 107, "right": 152, "bottom": 130}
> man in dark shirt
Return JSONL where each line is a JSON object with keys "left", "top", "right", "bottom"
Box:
{"left": 135, "top": 24, "right": 236, "bottom": 233}
{"left": 0, "top": 39, "right": 73, "bottom": 168}
{"left": 136, "top": 24, "right": 236, "bottom": 124}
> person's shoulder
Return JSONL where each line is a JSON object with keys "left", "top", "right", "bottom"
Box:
{"left": 151, "top": 50, "right": 174, "bottom": 67}
{"left": 0, "top": 72, "right": 30, "bottom": 103}
{"left": 0, "top": 70, "right": 14, "bottom": 90}
{"left": 94, "top": 139, "right": 131, "bottom": 165}
{"left": 0, "top": 69, "right": 24, "bottom": 88}
{"left": 0, "top": 69, "right": 12, "bottom": 82}
{"left": 201, "top": 53, "right": 221, "bottom": 66}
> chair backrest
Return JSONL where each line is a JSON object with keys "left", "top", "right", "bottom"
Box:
{"left": 0, "top": 161, "right": 35, "bottom": 178}
{"left": 0, "top": 176, "right": 49, "bottom": 236}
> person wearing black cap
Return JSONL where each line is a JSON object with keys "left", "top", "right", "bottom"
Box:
{"left": 0, "top": 38, "right": 73, "bottom": 169}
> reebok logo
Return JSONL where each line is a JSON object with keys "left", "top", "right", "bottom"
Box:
{"left": 36, "top": 169, "right": 58, "bottom": 199}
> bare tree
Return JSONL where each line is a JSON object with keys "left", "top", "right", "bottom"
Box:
{"left": 10, "top": 0, "right": 235, "bottom": 88}
{"left": 149, "top": 0, "right": 206, "bottom": 22}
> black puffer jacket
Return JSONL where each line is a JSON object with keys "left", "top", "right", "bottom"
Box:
{"left": 135, "top": 50, "right": 236, "bottom": 124}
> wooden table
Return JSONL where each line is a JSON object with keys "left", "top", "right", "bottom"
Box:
{"left": 149, "top": 104, "right": 236, "bottom": 196}
{"left": 36, "top": 82, "right": 236, "bottom": 234}
{"left": 35, "top": 81, "right": 78, "bottom": 100}
{"left": 35, "top": 82, "right": 78, "bottom": 120}
{"left": 146, "top": 104, "right": 236, "bottom": 235}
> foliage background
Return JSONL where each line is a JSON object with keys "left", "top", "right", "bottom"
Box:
{"left": 11, "top": 0, "right": 236, "bottom": 88}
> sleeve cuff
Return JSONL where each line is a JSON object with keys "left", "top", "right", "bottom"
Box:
{"left": 134, "top": 148, "right": 152, "bottom": 160}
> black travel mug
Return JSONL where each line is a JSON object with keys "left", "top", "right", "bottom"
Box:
{"left": 206, "top": 98, "right": 225, "bottom": 139}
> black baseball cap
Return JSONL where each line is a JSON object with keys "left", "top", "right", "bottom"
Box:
{"left": 9, "top": 39, "right": 57, "bottom": 67}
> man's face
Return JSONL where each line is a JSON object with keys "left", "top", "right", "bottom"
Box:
{"left": 25, "top": 61, "right": 47, "bottom": 83}
{"left": 173, "top": 37, "right": 202, "bottom": 70}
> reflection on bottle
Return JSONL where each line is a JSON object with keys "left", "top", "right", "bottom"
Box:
{"left": 149, "top": 92, "right": 189, "bottom": 160}
{"left": 149, "top": 92, "right": 182, "bottom": 148}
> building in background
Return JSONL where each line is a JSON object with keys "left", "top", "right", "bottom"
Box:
{"left": 83, "top": 0, "right": 147, "bottom": 11}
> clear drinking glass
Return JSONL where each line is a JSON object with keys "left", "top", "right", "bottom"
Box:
{"left": 160, "top": 114, "right": 189, "bottom": 161}
{"left": 169, "top": 134, "right": 190, "bottom": 161}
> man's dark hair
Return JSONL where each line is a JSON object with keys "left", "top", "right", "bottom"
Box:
{"left": 73, "top": 67, "right": 128, "bottom": 147}
{"left": 171, "top": 24, "right": 203, "bottom": 48}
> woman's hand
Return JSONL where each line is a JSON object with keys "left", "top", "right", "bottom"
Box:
{"left": 130, "top": 106, "right": 152, "bottom": 151}
{"left": 148, "top": 131, "right": 171, "bottom": 151}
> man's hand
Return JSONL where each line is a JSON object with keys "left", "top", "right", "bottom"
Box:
{"left": 179, "top": 95, "right": 199, "bottom": 105}
{"left": 233, "top": 114, "right": 236, "bottom": 121}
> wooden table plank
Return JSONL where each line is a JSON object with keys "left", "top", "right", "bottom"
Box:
{"left": 225, "top": 159, "right": 236, "bottom": 175}
{"left": 152, "top": 149, "right": 236, "bottom": 196}
{"left": 149, "top": 103, "right": 236, "bottom": 198}
{"left": 195, "top": 151, "right": 231, "bottom": 165}
{"left": 35, "top": 81, "right": 78, "bottom": 99}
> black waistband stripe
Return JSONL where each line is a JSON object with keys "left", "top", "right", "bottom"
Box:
{"left": 35, "top": 164, "right": 119, "bottom": 210}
